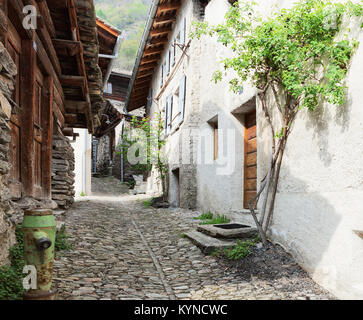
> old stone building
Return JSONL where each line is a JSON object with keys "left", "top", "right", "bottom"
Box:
{"left": 126, "top": 0, "right": 363, "bottom": 299}
{"left": 0, "top": 0, "right": 109, "bottom": 265}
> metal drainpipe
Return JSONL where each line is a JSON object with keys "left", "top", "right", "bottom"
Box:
{"left": 120, "top": 117, "right": 125, "bottom": 183}
{"left": 101, "top": 34, "right": 123, "bottom": 88}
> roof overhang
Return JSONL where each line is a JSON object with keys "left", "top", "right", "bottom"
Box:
{"left": 125, "top": 0, "right": 183, "bottom": 112}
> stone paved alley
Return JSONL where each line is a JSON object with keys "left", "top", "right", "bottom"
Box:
{"left": 53, "top": 178, "right": 334, "bottom": 300}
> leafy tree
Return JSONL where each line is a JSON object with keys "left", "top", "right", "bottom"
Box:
{"left": 191, "top": 0, "right": 363, "bottom": 245}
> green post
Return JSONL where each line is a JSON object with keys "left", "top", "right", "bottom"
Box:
{"left": 22, "top": 209, "right": 57, "bottom": 300}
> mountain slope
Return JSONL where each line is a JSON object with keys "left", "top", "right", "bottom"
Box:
{"left": 95, "top": 0, "right": 152, "bottom": 73}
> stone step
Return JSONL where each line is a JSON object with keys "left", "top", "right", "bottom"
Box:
{"left": 184, "top": 231, "right": 237, "bottom": 254}
{"left": 197, "top": 223, "right": 258, "bottom": 240}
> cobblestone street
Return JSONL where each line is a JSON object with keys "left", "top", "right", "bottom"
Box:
{"left": 53, "top": 178, "right": 334, "bottom": 300}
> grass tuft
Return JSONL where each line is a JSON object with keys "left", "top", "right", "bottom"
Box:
{"left": 143, "top": 198, "right": 153, "bottom": 208}
{"left": 199, "top": 214, "right": 230, "bottom": 225}
{"left": 193, "top": 212, "right": 213, "bottom": 220}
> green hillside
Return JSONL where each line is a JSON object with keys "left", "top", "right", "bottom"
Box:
{"left": 95, "top": 0, "right": 152, "bottom": 73}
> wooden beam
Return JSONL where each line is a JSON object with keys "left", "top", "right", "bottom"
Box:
{"left": 157, "top": 1, "right": 181, "bottom": 13}
{"left": 131, "top": 90, "right": 148, "bottom": 98}
{"left": 52, "top": 39, "right": 81, "bottom": 56}
{"left": 35, "top": 34, "right": 65, "bottom": 105}
{"left": 36, "top": 0, "right": 56, "bottom": 38}
{"left": 150, "top": 26, "right": 172, "bottom": 36}
{"left": 41, "top": 76, "right": 53, "bottom": 198}
{"left": 140, "top": 55, "right": 161, "bottom": 64}
{"left": 154, "top": 13, "right": 176, "bottom": 26}
{"left": 20, "top": 39, "right": 36, "bottom": 197}
{"left": 139, "top": 62, "right": 158, "bottom": 71}
{"left": 60, "top": 75, "right": 85, "bottom": 87}
{"left": 144, "top": 46, "right": 164, "bottom": 56}
{"left": 65, "top": 113, "right": 78, "bottom": 124}
{"left": 62, "top": 128, "right": 74, "bottom": 137}
{"left": 65, "top": 100, "right": 88, "bottom": 113}
{"left": 134, "top": 78, "right": 152, "bottom": 87}
{"left": 67, "top": 0, "right": 80, "bottom": 41}
{"left": 148, "top": 36, "right": 168, "bottom": 45}
{"left": 137, "top": 70, "right": 154, "bottom": 78}
{"left": 96, "top": 18, "right": 119, "bottom": 38}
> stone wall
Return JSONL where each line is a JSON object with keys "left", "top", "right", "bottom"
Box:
{"left": 52, "top": 134, "right": 75, "bottom": 209}
{"left": 0, "top": 41, "right": 16, "bottom": 265}
{"left": 95, "top": 134, "right": 111, "bottom": 175}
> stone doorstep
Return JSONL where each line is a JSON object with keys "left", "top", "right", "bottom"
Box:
{"left": 184, "top": 231, "right": 237, "bottom": 255}
{"left": 197, "top": 223, "right": 258, "bottom": 240}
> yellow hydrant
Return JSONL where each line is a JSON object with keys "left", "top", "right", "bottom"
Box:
{"left": 22, "top": 209, "right": 57, "bottom": 300}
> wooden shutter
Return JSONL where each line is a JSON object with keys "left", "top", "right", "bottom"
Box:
{"left": 178, "top": 75, "right": 186, "bottom": 125}
{"left": 180, "top": 18, "right": 186, "bottom": 45}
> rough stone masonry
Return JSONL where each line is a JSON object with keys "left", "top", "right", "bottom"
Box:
{"left": 52, "top": 134, "right": 76, "bottom": 209}
{"left": 0, "top": 40, "right": 17, "bottom": 265}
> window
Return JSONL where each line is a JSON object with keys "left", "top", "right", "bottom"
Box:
{"left": 208, "top": 116, "right": 218, "bottom": 160}
{"left": 104, "top": 82, "right": 112, "bottom": 94}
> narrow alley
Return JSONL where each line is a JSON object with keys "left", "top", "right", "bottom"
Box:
{"left": 52, "top": 177, "right": 333, "bottom": 300}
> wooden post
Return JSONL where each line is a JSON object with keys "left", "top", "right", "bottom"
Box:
{"left": 21, "top": 39, "right": 36, "bottom": 197}
{"left": 41, "top": 76, "right": 53, "bottom": 199}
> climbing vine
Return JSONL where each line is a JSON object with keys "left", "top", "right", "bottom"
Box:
{"left": 118, "top": 113, "right": 169, "bottom": 198}
{"left": 191, "top": 0, "right": 363, "bottom": 245}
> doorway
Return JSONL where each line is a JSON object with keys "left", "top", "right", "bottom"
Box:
{"left": 243, "top": 110, "right": 257, "bottom": 209}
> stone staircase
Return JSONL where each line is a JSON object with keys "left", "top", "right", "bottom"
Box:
{"left": 185, "top": 223, "right": 258, "bottom": 254}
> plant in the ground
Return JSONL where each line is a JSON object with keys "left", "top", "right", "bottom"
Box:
{"left": 55, "top": 225, "right": 72, "bottom": 252}
{"left": 0, "top": 226, "right": 25, "bottom": 300}
{"left": 224, "top": 239, "right": 257, "bottom": 260}
{"left": 117, "top": 113, "right": 168, "bottom": 200}
{"left": 210, "top": 249, "right": 222, "bottom": 257}
{"left": 191, "top": 0, "right": 363, "bottom": 246}
{"left": 193, "top": 212, "right": 213, "bottom": 220}
{"left": 180, "top": 232, "right": 187, "bottom": 238}
{"left": 143, "top": 198, "right": 153, "bottom": 208}
{"left": 199, "top": 214, "right": 230, "bottom": 225}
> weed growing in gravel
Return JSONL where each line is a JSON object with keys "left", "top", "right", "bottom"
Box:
{"left": 55, "top": 225, "right": 72, "bottom": 251}
{"left": 143, "top": 198, "right": 153, "bottom": 208}
{"left": 224, "top": 239, "right": 257, "bottom": 260}
{"left": 180, "top": 233, "right": 187, "bottom": 238}
{"left": 0, "top": 226, "right": 25, "bottom": 300}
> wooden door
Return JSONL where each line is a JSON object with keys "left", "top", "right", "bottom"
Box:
{"left": 244, "top": 111, "right": 257, "bottom": 209}
{"left": 33, "top": 69, "right": 44, "bottom": 199}
{"left": 7, "top": 20, "right": 22, "bottom": 199}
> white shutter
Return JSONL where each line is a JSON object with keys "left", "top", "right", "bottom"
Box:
{"left": 164, "top": 97, "right": 169, "bottom": 135}
{"left": 178, "top": 75, "right": 186, "bottom": 125}
{"left": 180, "top": 18, "right": 186, "bottom": 45}
{"left": 160, "top": 64, "right": 164, "bottom": 88}
{"left": 167, "top": 95, "right": 172, "bottom": 134}
{"left": 171, "top": 39, "right": 176, "bottom": 66}
{"left": 147, "top": 88, "right": 153, "bottom": 111}
{"left": 166, "top": 50, "right": 170, "bottom": 76}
